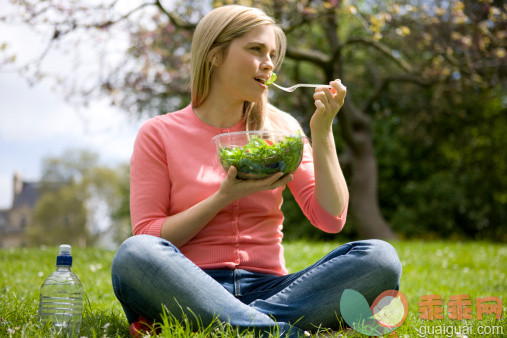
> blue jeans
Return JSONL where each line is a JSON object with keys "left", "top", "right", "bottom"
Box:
{"left": 111, "top": 235, "right": 401, "bottom": 337}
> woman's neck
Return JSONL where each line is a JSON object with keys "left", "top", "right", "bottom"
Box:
{"left": 194, "top": 95, "right": 244, "bottom": 128}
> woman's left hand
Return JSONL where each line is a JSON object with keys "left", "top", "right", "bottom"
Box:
{"left": 310, "top": 79, "right": 347, "bottom": 132}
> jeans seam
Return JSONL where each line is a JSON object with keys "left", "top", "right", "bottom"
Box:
{"left": 238, "top": 275, "right": 294, "bottom": 298}
{"left": 234, "top": 270, "right": 241, "bottom": 297}
{"left": 238, "top": 272, "right": 241, "bottom": 296}
{"left": 259, "top": 244, "right": 352, "bottom": 298}
{"left": 242, "top": 244, "right": 353, "bottom": 300}
{"left": 255, "top": 249, "right": 372, "bottom": 306}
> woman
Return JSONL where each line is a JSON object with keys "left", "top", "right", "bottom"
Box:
{"left": 111, "top": 5, "right": 401, "bottom": 337}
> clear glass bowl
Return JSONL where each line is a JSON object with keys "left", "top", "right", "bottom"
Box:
{"left": 213, "top": 131, "right": 305, "bottom": 180}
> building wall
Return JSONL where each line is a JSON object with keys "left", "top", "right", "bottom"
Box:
{"left": 0, "top": 233, "right": 24, "bottom": 248}
{"left": 8, "top": 205, "right": 32, "bottom": 232}
{"left": 0, "top": 174, "right": 39, "bottom": 248}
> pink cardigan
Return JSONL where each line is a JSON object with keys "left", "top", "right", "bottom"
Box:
{"left": 130, "top": 105, "right": 348, "bottom": 275}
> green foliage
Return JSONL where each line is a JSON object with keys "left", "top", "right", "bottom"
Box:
{"left": 1, "top": 241, "right": 505, "bottom": 337}
{"left": 28, "top": 149, "right": 132, "bottom": 247}
{"left": 26, "top": 183, "right": 89, "bottom": 247}
{"left": 375, "top": 84, "right": 506, "bottom": 241}
{"left": 39, "top": 150, "right": 99, "bottom": 185}
{"left": 109, "top": 164, "right": 133, "bottom": 244}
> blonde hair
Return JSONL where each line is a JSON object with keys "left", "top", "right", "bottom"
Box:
{"left": 191, "top": 5, "right": 295, "bottom": 132}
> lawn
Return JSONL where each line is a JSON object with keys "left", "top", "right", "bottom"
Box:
{"left": 0, "top": 240, "right": 505, "bottom": 337}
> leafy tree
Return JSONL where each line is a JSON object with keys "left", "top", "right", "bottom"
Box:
{"left": 26, "top": 182, "right": 89, "bottom": 246}
{"left": 26, "top": 149, "right": 129, "bottom": 246}
{"left": 108, "top": 163, "right": 133, "bottom": 244}
{"left": 375, "top": 85, "right": 506, "bottom": 241}
{"left": 368, "top": 0, "right": 506, "bottom": 241}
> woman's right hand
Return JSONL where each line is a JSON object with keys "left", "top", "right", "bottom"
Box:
{"left": 218, "top": 166, "right": 293, "bottom": 204}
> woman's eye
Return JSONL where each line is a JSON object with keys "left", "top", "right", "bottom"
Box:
{"left": 251, "top": 46, "right": 261, "bottom": 52}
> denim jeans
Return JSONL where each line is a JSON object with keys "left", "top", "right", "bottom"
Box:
{"left": 111, "top": 235, "right": 401, "bottom": 337}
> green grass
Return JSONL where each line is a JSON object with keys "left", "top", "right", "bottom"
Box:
{"left": 1, "top": 240, "right": 505, "bottom": 337}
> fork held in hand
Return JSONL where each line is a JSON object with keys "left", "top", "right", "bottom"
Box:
{"left": 271, "top": 82, "right": 332, "bottom": 92}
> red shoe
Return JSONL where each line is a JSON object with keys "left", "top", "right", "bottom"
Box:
{"left": 129, "top": 316, "right": 161, "bottom": 337}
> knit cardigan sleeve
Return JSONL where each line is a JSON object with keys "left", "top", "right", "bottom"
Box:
{"left": 130, "top": 118, "right": 169, "bottom": 237}
{"left": 287, "top": 142, "right": 348, "bottom": 233}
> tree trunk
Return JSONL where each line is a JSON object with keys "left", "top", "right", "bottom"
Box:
{"left": 288, "top": 6, "right": 398, "bottom": 239}
{"left": 350, "top": 143, "right": 397, "bottom": 239}
{"left": 340, "top": 99, "right": 398, "bottom": 239}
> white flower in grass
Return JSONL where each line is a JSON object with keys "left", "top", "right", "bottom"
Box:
{"left": 89, "top": 263, "right": 103, "bottom": 272}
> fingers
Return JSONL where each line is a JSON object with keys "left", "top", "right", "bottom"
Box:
{"left": 314, "top": 80, "right": 346, "bottom": 99}
{"left": 227, "top": 168, "right": 293, "bottom": 189}
{"left": 265, "top": 171, "right": 285, "bottom": 184}
{"left": 313, "top": 88, "right": 330, "bottom": 112}
{"left": 313, "top": 79, "right": 347, "bottom": 113}
{"left": 313, "top": 87, "right": 331, "bottom": 104}
{"left": 330, "top": 79, "right": 347, "bottom": 105}
{"left": 277, "top": 173, "right": 294, "bottom": 187}
{"left": 314, "top": 99, "right": 326, "bottom": 112}
{"left": 313, "top": 88, "right": 335, "bottom": 113}
{"left": 226, "top": 166, "right": 238, "bottom": 180}
{"left": 228, "top": 166, "right": 237, "bottom": 175}
{"left": 220, "top": 167, "right": 294, "bottom": 203}
{"left": 245, "top": 171, "right": 293, "bottom": 190}
{"left": 268, "top": 173, "right": 294, "bottom": 188}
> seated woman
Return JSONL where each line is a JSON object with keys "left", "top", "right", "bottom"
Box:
{"left": 111, "top": 4, "right": 402, "bottom": 337}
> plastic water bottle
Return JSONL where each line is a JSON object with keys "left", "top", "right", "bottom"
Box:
{"left": 38, "top": 244, "right": 84, "bottom": 337}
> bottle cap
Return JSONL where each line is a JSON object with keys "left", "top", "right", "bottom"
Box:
{"left": 56, "top": 244, "right": 73, "bottom": 266}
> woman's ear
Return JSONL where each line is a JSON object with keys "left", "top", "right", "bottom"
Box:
{"left": 209, "top": 55, "right": 222, "bottom": 68}
{"left": 208, "top": 47, "right": 223, "bottom": 68}
{"left": 212, "top": 57, "right": 220, "bottom": 67}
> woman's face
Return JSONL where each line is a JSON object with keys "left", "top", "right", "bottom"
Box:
{"left": 212, "top": 24, "right": 277, "bottom": 104}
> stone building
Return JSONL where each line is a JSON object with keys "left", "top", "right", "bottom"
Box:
{"left": 0, "top": 173, "right": 40, "bottom": 247}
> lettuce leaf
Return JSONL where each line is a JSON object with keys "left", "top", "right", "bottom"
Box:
{"left": 265, "top": 73, "right": 277, "bottom": 86}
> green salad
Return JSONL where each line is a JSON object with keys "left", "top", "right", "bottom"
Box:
{"left": 266, "top": 73, "right": 277, "bottom": 85}
{"left": 218, "top": 132, "right": 304, "bottom": 180}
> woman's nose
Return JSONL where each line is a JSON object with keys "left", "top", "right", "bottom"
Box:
{"left": 261, "top": 56, "right": 274, "bottom": 71}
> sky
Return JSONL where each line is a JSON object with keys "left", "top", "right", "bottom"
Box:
{"left": 0, "top": 1, "right": 145, "bottom": 208}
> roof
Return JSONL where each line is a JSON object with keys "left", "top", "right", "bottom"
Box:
{"left": 12, "top": 181, "right": 41, "bottom": 209}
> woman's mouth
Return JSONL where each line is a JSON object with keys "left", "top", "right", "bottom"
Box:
{"left": 254, "top": 77, "right": 268, "bottom": 89}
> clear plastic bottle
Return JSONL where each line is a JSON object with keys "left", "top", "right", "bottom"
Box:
{"left": 38, "top": 244, "right": 84, "bottom": 337}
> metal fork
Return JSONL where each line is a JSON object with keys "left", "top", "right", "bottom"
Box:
{"left": 271, "top": 82, "right": 331, "bottom": 92}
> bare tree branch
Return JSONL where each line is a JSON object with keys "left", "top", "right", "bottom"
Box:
{"left": 342, "top": 37, "right": 414, "bottom": 73}
{"left": 154, "top": 0, "right": 196, "bottom": 30}
{"left": 361, "top": 74, "right": 436, "bottom": 112}
{"left": 283, "top": 15, "right": 308, "bottom": 35}
{"left": 285, "top": 46, "right": 330, "bottom": 66}
{"left": 287, "top": 37, "right": 415, "bottom": 77}
{"left": 82, "top": 2, "right": 154, "bottom": 30}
